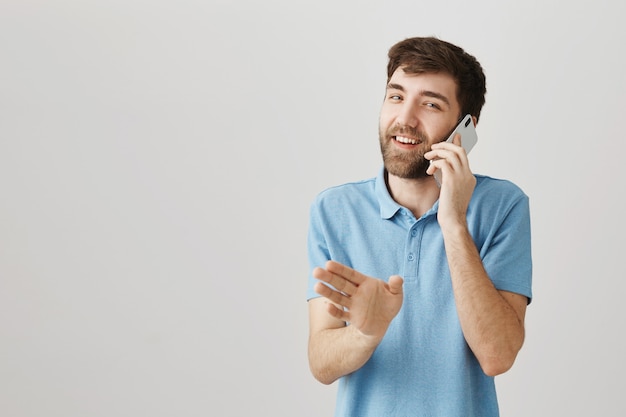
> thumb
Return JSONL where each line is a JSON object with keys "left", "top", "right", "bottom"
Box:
{"left": 388, "top": 275, "right": 404, "bottom": 295}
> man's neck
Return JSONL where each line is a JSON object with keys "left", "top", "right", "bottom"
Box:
{"left": 386, "top": 172, "right": 441, "bottom": 219}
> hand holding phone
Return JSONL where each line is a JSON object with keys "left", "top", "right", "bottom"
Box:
{"left": 432, "top": 114, "right": 478, "bottom": 185}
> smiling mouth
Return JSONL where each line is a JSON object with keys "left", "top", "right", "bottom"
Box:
{"left": 394, "top": 135, "right": 421, "bottom": 145}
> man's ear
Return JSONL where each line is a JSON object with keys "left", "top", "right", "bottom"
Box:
{"left": 471, "top": 115, "right": 478, "bottom": 127}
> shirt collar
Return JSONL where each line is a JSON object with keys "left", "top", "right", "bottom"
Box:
{"left": 375, "top": 167, "right": 403, "bottom": 219}
{"left": 375, "top": 166, "right": 440, "bottom": 220}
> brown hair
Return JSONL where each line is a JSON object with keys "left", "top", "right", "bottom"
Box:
{"left": 387, "top": 37, "right": 487, "bottom": 122}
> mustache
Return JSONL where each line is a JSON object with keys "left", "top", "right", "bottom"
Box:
{"left": 388, "top": 124, "right": 428, "bottom": 141}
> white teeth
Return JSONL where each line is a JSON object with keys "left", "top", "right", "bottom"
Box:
{"left": 395, "top": 136, "right": 418, "bottom": 144}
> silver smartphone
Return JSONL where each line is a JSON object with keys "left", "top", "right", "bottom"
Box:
{"left": 446, "top": 113, "right": 477, "bottom": 153}
{"left": 433, "top": 114, "right": 478, "bottom": 184}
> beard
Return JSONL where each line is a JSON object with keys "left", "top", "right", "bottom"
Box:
{"left": 379, "top": 124, "right": 432, "bottom": 179}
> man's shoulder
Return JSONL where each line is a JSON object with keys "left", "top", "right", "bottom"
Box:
{"left": 314, "top": 176, "right": 377, "bottom": 202}
{"left": 474, "top": 174, "right": 528, "bottom": 199}
{"left": 471, "top": 174, "right": 530, "bottom": 221}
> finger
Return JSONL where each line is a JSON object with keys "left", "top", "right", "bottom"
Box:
{"left": 429, "top": 134, "right": 465, "bottom": 154}
{"left": 425, "top": 147, "right": 455, "bottom": 162}
{"left": 425, "top": 149, "right": 456, "bottom": 173}
{"left": 313, "top": 266, "right": 359, "bottom": 296}
{"left": 426, "top": 154, "right": 465, "bottom": 180}
{"left": 428, "top": 147, "right": 467, "bottom": 169}
{"left": 325, "top": 302, "right": 349, "bottom": 321}
{"left": 314, "top": 282, "right": 352, "bottom": 309}
{"left": 429, "top": 133, "right": 462, "bottom": 149}
{"left": 325, "top": 260, "right": 367, "bottom": 285}
{"left": 388, "top": 275, "right": 404, "bottom": 295}
{"left": 427, "top": 159, "right": 440, "bottom": 176}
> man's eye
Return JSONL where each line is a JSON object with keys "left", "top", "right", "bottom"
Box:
{"left": 425, "top": 102, "right": 440, "bottom": 109}
{"left": 389, "top": 94, "right": 402, "bottom": 101}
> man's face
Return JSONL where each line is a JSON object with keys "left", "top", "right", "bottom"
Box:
{"left": 379, "top": 68, "right": 461, "bottom": 179}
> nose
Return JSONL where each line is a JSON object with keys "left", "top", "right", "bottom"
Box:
{"left": 396, "top": 101, "right": 419, "bottom": 128}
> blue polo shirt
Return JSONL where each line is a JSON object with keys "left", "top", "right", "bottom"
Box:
{"left": 307, "top": 167, "right": 532, "bottom": 417}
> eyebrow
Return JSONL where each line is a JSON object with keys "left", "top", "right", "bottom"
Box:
{"left": 386, "top": 82, "right": 451, "bottom": 105}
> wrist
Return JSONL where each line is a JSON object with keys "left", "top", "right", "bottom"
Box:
{"left": 349, "top": 323, "right": 385, "bottom": 351}
{"left": 439, "top": 216, "right": 469, "bottom": 236}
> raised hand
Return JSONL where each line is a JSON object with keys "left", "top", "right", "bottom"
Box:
{"left": 425, "top": 133, "right": 476, "bottom": 229}
{"left": 313, "top": 260, "right": 404, "bottom": 341}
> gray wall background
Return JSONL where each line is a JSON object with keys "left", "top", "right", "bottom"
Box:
{"left": 1, "top": 0, "right": 624, "bottom": 416}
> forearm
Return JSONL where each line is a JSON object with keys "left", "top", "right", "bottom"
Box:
{"left": 308, "top": 323, "right": 380, "bottom": 385}
{"left": 307, "top": 263, "right": 404, "bottom": 384}
{"left": 442, "top": 223, "right": 525, "bottom": 376}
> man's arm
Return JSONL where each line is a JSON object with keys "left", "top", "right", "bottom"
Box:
{"left": 426, "top": 134, "right": 527, "bottom": 376}
{"left": 307, "top": 261, "right": 404, "bottom": 384}
{"left": 442, "top": 225, "right": 527, "bottom": 376}
{"left": 308, "top": 298, "right": 378, "bottom": 385}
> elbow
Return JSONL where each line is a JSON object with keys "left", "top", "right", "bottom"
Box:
{"left": 477, "top": 344, "right": 522, "bottom": 377}
{"left": 480, "top": 356, "right": 515, "bottom": 377}
{"left": 309, "top": 363, "right": 339, "bottom": 385}
{"left": 308, "top": 346, "right": 338, "bottom": 385}
{"left": 314, "top": 374, "right": 338, "bottom": 386}
{"left": 478, "top": 339, "right": 524, "bottom": 377}
{"left": 308, "top": 346, "right": 343, "bottom": 385}
{"left": 477, "top": 330, "right": 525, "bottom": 377}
